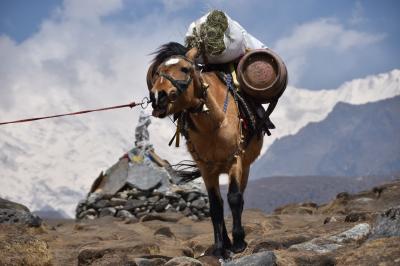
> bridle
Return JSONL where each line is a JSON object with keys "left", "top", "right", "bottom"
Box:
{"left": 155, "top": 55, "right": 195, "bottom": 98}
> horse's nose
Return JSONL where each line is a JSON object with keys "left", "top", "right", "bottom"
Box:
{"left": 150, "top": 89, "right": 168, "bottom": 108}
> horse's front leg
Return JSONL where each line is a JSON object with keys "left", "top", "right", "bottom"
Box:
{"left": 202, "top": 171, "right": 231, "bottom": 258}
{"left": 228, "top": 158, "right": 248, "bottom": 253}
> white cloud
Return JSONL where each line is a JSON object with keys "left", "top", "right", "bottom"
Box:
{"left": 274, "top": 18, "right": 385, "bottom": 85}
{"left": 61, "top": 0, "right": 123, "bottom": 21}
{"left": 162, "top": 0, "right": 194, "bottom": 13}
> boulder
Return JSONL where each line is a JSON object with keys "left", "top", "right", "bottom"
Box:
{"left": 124, "top": 199, "right": 146, "bottom": 210}
{"left": 164, "top": 256, "right": 203, "bottom": 266}
{"left": 222, "top": 251, "right": 277, "bottom": 266}
{"left": 127, "top": 163, "right": 170, "bottom": 191}
{"left": 99, "top": 207, "right": 117, "bottom": 217}
{"left": 370, "top": 205, "right": 400, "bottom": 239}
{"left": 0, "top": 198, "right": 42, "bottom": 227}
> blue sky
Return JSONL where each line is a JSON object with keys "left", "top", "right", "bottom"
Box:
{"left": 0, "top": 0, "right": 399, "bottom": 90}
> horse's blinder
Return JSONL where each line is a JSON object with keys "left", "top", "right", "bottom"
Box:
{"left": 158, "top": 72, "right": 192, "bottom": 97}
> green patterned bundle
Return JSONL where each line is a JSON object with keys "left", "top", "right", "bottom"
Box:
{"left": 186, "top": 10, "right": 228, "bottom": 56}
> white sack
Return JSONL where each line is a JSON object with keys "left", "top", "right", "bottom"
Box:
{"left": 186, "top": 12, "right": 267, "bottom": 64}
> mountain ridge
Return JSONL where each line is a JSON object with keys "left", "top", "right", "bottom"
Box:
{"left": 252, "top": 95, "right": 400, "bottom": 178}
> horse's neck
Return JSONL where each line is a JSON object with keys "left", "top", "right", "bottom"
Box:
{"left": 189, "top": 72, "right": 228, "bottom": 132}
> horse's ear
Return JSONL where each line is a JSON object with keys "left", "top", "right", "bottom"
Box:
{"left": 185, "top": 47, "right": 199, "bottom": 61}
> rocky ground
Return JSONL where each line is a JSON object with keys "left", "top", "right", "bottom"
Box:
{"left": 1, "top": 179, "right": 399, "bottom": 266}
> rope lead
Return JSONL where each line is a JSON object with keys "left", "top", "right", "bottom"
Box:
{"left": 0, "top": 97, "right": 152, "bottom": 126}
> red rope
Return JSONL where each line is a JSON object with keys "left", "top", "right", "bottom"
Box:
{"left": 0, "top": 102, "right": 141, "bottom": 126}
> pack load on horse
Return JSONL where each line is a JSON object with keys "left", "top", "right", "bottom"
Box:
{"left": 146, "top": 10, "right": 287, "bottom": 258}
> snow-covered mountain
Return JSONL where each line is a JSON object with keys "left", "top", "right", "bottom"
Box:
{"left": 252, "top": 95, "right": 400, "bottom": 178}
{"left": 0, "top": 69, "right": 399, "bottom": 217}
{"left": 261, "top": 69, "right": 400, "bottom": 153}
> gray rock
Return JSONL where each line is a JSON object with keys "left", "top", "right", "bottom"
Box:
{"left": 290, "top": 241, "right": 342, "bottom": 254}
{"left": 290, "top": 223, "right": 370, "bottom": 253}
{"left": 127, "top": 162, "right": 170, "bottom": 191}
{"left": 140, "top": 212, "right": 183, "bottom": 222}
{"left": 124, "top": 199, "right": 146, "bottom": 210}
{"left": 87, "top": 192, "right": 102, "bottom": 206}
{"left": 136, "top": 211, "right": 148, "bottom": 218}
{"left": 148, "top": 196, "right": 160, "bottom": 203}
{"left": 165, "top": 191, "right": 181, "bottom": 200}
{"left": 178, "top": 199, "right": 187, "bottom": 211}
{"left": 154, "top": 198, "right": 169, "bottom": 212}
{"left": 182, "top": 208, "right": 192, "bottom": 216}
{"left": 77, "top": 208, "right": 97, "bottom": 219}
{"left": 93, "top": 199, "right": 110, "bottom": 209}
{"left": 99, "top": 207, "right": 117, "bottom": 217}
{"left": 164, "top": 256, "right": 203, "bottom": 266}
{"left": 328, "top": 223, "right": 370, "bottom": 243}
{"left": 154, "top": 226, "right": 175, "bottom": 238}
{"left": 191, "top": 198, "right": 207, "bottom": 209}
{"left": 185, "top": 192, "right": 200, "bottom": 202}
{"left": 109, "top": 197, "right": 127, "bottom": 206}
{"left": 117, "top": 190, "right": 129, "bottom": 199}
{"left": 0, "top": 208, "right": 42, "bottom": 227}
{"left": 134, "top": 257, "right": 167, "bottom": 266}
{"left": 223, "top": 251, "right": 277, "bottom": 266}
{"left": 116, "top": 210, "right": 135, "bottom": 219}
{"left": 370, "top": 205, "right": 400, "bottom": 239}
{"left": 0, "top": 198, "right": 30, "bottom": 212}
{"left": 138, "top": 196, "right": 147, "bottom": 201}
{"left": 123, "top": 216, "right": 139, "bottom": 224}
{"left": 100, "top": 158, "right": 130, "bottom": 195}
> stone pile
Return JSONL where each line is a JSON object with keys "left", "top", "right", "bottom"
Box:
{"left": 76, "top": 111, "right": 209, "bottom": 221}
{"left": 76, "top": 184, "right": 210, "bottom": 221}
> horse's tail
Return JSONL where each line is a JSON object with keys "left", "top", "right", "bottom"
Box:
{"left": 168, "top": 160, "right": 201, "bottom": 184}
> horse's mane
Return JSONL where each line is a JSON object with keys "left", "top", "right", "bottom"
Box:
{"left": 151, "top": 42, "right": 188, "bottom": 66}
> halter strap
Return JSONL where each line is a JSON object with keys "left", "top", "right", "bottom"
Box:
{"left": 155, "top": 55, "right": 196, "bottom": 95}
{"left": 158, "top": 72, "right": 192, "bottom": 95}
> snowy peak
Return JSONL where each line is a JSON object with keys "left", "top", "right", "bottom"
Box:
{"left": 252, "top": 95, "right": 400, "bottom": 178}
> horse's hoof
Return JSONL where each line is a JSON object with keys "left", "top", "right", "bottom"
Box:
{"left": 224, "top": 239, "right": 232, "bottom": 249}
{"left": 212, "top": 247, "right": 231, "bottom": 259}
{"left": 231, "top": 240, "right": 247, "bottom": 253}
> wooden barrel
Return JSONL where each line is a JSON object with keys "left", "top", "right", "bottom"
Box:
{"left": 237, "top": 49, "right": 288, "bottom": 103}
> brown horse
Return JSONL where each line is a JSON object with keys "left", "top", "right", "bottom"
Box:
{"left": 148, "top": 42, "right": 263, "bottom": 258}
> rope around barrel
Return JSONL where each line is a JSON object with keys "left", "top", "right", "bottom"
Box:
{"left": 0, "top": 97, "right": 151, "bottom": 126}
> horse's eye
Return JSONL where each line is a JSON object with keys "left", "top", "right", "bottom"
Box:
{"left": 181, "top": 67, "right": 189, "bottom": 74}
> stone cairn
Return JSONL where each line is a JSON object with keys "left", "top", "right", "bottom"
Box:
{"left": 76, "top": 184, "right": 210, "bottom": 221}
{"left": 76, "top": 111, "right": 209, "bottom": 221}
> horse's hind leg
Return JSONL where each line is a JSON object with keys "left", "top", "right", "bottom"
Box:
{"left": 228, "top": 158, "right": 248, "bottom": 253}
{"left": 203, "top": 171, "right": 231, "bottom": 258}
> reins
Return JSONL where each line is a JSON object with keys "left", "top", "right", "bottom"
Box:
{"left": 0, "top": 97, "right": 151, "bottom": 126}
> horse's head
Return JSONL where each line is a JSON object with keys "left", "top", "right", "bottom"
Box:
{"left": 149, "top": 47, "right": 200, "bottom": 118}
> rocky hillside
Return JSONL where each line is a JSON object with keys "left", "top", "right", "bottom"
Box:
{"left": 1, "top": 179, "right": 399, "bottom": 265}
{"left": 226, "top": 174, "right": 399, "bottom": 213}
{"left": 252, "top": 95, "right": 400, "bottom": 178}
